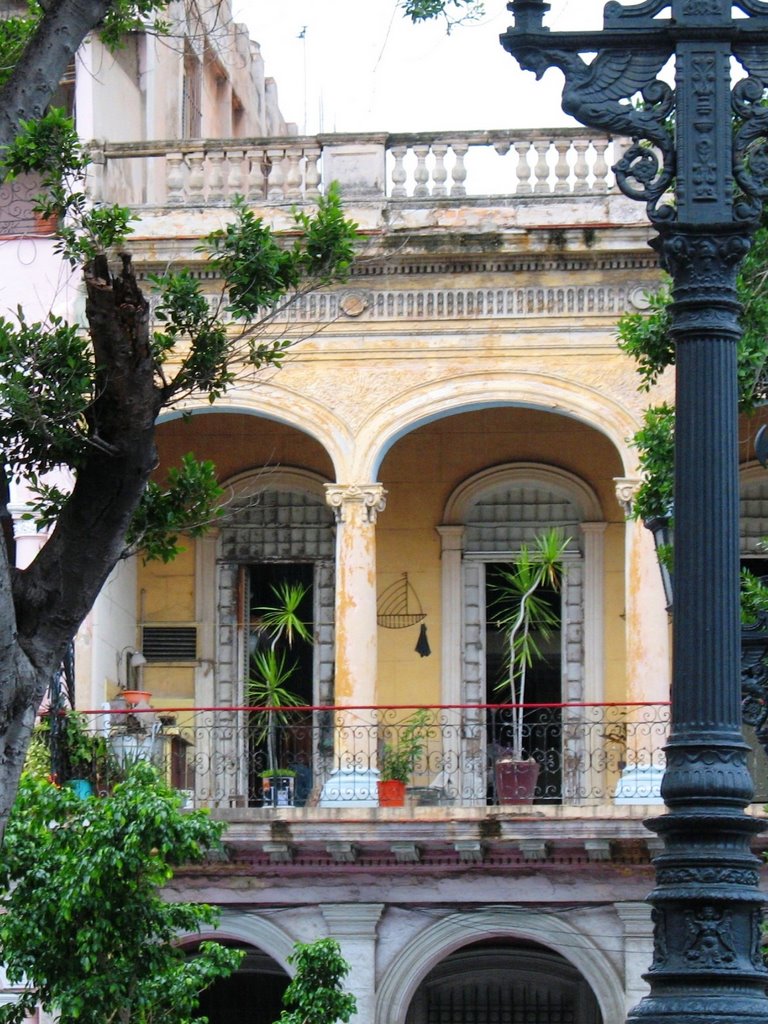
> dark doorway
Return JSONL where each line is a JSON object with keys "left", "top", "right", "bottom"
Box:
{"left": 485, "top": 563, "right": 563, "bottom": 802}
{"left": 247, "top": 562, "right": 314, "bottom": 805}
{"left": 197, "top": 944, "right": 290, "bottom": 1024}
{"left": 405, "top": 940, "right": 603, "bottom": 1024}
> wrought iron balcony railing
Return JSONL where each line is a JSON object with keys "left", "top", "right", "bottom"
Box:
{"left": 42, "top": 702, "right": 680, "bottom": 810}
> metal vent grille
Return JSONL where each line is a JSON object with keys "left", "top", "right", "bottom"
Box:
{"left": 141, "top": 625, "right": 198, "bottom": 662}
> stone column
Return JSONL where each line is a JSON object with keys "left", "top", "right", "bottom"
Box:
{"left": 613, "top": 480, "right": 670, "bottom": 804}
{"left": 616, "top": 902, "right": 653, "bottom": 1015}
{"left": 436, "top": 525, "right": 465, "bottom": 798}
{"left": 321, "top": 485, "right": 386, "bottom": 804}
{"left": 321, "top": 903, "right": 384, "bottom": 1024}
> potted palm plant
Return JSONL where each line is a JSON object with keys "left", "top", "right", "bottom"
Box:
{"left": 491, "top": 530, "right": 570, "bottom": 803}
{"left": 248, "top": 581, "right": 311, "bottom": 807}
{"left": 377, "top": 710, "right": 430, "bottom": 807}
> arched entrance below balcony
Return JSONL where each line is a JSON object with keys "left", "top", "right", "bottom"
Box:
{"left": 195, "top": 942, "right": 291, "bottom": 1024}
{"left": 404, "top": 940, "right": 603, "bottom": 1024}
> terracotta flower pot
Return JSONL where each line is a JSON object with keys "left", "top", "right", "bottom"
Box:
{"left": 494, "top": 757, "right": 540, "bottom": 804}
{"left": 121, "top": 690, "right": 152, "bottom": 706}
{"left": 378, "top": 779, "right": 406, "bottom": 807}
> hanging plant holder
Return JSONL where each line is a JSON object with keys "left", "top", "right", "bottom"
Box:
{"left": 377, "top": 573, "right": 427, "bottom": 629}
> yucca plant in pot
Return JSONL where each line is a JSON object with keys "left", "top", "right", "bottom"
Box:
{"left": 490, "top": 530, "right": 570, "bottom": 803}
{"left": 248, "top": 582, "right": 311, "bottom": 807}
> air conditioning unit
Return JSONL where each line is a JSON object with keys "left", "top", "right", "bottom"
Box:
{"left": 141, "top": 623, "right": 199, "bottom": 663}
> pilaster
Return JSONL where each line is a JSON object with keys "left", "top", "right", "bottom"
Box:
{"left": 321, "top": 903, "right": 384, "bottom": 1024}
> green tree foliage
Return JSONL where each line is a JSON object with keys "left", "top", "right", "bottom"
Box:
{"left": 0, "top": 762, "right": 243, "bottom": 1024}
{"left": 0, "top": 112, "right": 357, "bottom": 558}
{"left": 400, "top": 0, "right": 485, "bottom": 29}
{"left": 0, "top": 4, "right": 361, "bottom": 844}
{"left": 617, "top": 223, "right": 768, "bottom": 524}
{"left": 275, "top": 939, "right": 357, "bottom": 1024}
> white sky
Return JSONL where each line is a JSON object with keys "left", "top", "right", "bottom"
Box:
{"left": 231, "top": 0, "right": 608, "bottom": 135}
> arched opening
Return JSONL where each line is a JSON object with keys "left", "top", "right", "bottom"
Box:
{"left": 404, "top": 939, "right": 603, "bottom": 1024}
{"left": 193, "top": 942, "right": 291, "bottom": 1024}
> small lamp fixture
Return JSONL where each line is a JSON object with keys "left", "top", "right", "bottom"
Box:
{"left": 644, "top": 514, "right": 674, "bottom": 613}
{"left": 120, "top": 646, "right": 147, "bottom": 690}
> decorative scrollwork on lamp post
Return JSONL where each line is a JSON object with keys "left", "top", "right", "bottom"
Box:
{"left": 502, "top": 3, "right": 768, "bottom": 1023}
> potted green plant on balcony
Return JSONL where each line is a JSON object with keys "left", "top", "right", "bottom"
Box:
{"left": 377, "top": 709, "right": 430, "bottom": 807}
{"left": 247, "top": 582, "right": 311, "bottom": 807}
{"left": 491, "top": 530, "right": 569, "bottom": 803}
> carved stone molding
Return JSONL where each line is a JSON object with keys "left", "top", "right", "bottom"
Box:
{"left": 143, "top": 280, "right": 655, "bottom": 326}
{"left": 324, "top": 483, "right": 387, "bottom": 524}
{"left": 614, "top": 477, "right": 642, "bottom": 516}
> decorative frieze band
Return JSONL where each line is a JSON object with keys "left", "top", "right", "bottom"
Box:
{"left": 144, "top": 282, "right": 648, "bottom": 326}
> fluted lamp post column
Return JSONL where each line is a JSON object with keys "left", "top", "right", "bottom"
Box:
{"left": 501, "top": 3, "right": 768, "bottom": 1023}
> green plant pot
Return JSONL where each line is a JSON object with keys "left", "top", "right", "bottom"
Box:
{"left": 261, "top": 773, "right": 295, "bottom": 807}
{"left": 67, "top": 778, "right": 94, "bottom": 799}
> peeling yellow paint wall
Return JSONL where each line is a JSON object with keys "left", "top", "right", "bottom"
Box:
{"left": 137, "top": 546, "right": 196, "bottom": 703}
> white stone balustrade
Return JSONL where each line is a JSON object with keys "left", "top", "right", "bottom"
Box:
{"left": 91, "top": 129, "right": 623, "bottom": 208}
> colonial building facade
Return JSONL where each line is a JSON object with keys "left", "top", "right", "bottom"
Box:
{"left": 3, "top": 5, "right": 768, "bottom": 1023}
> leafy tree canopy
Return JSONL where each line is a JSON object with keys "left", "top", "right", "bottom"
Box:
{"left": 617, "top": 222, "right": 768, "bottom": 523}
{"left": 0, "top": 762, "right": 243, "bottom": 1024}
{"left": 0, "top": 0, "right": 358, "bottom": 843}
{"left": 276, "top": 939, "right": 357, "bottom": 1024}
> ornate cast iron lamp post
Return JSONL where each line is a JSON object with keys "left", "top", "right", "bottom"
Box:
{"left": 502, "top": 2, "right": 768, "bottom": 1022}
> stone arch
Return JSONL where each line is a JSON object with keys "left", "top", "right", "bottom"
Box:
{"left": 156, "top": 394, "right": 351, "bottom": 479}
{"left": 348, "top": 371, "right": 641, "bottom": 481}
{"left": 375, "top": 908, "right": 625, "bottom": 1024}
{"left": 444, "top": 461, "right": 603, "bottom": 524}
{"left": 177, "top": 913, "right": 295, "bottom": 1024}
{"left": 176, "top": 912, "right": 296, "bottom": 974}
{"left": 436, "top": 461, "right": 607, "bottom": 803}
{"left": 740, "top": 461, "right": 768, "bottom": 557}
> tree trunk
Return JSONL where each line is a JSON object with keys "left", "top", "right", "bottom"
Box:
{"left": 0, "top": 0, "right": 117, "bottom": 150}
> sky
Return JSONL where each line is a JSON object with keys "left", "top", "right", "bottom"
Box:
{"left": 230, "top": 0, "right": 609, "bottom": 135}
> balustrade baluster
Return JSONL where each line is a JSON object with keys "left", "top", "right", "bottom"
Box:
{"left": 532, "top": 139, "right": 551, "bottom": 193}
{"left": 449, "top": 143, "right": 468, "bottom": 197}
{"left": 572, "top": 138, "right": 590, "bottom": 193}
{"left": 207, "top": 151, "right": 225, "bottom": 203}
{"left": 513, "top": 140, "right": 532, "bottom": 193}
{"left": 592, "top": 139, "right": 610, "bottom": 193}
{"left": 431, "top": 144, "right": 448, "bottom": 197}
{"left": 225, "top": 149, "right": 244, "bottom": 197}
{"left": 304, "top": 148, "right": 321, "bottom": 197}
{"left": 267, "top": 148, "right": 286, "bottom": 200}
{"left": 165, "top": 152, "right": 185, "bottom": 205}
{"left": 413, "top": 144, "right": 430, "bottom": 198}
{"left": 187, "top": 151, "right": 205, "bottom": 204}
{"left": 86, "top": 145, "right": 105, "bottom": 203}
{"left": 553, "top": 139, "right": 571, "bottom": 193}
{"left": 284, "top": 147, "right": 303, "bottom": 199}
{"left": 390, "top": 145, "right": 407, "bottom": 198}
{"left": 245, "top": 148, "right": 265, "bottom": 200}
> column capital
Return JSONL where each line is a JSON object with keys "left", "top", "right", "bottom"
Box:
{"left": 614, "top": 477, "right": 642, "bottom": 517}
{"left": 321, "top": 903, "right": 384, "bottom": 937}
{"left": 436, "top": 524, "right": 465, "bottom": 552}
{"left": 324, "top": 483, "right": 387, "bottom": 524}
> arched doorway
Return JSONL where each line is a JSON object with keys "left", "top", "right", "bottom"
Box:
{"left": 196, "top": 943, "right": 290, "bottom": 1024}
{"left": 404, "top": 940, "right": 603, "bottom": 1024}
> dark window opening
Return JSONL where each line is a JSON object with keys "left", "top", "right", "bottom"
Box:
{"left": 485, "top": 562, "right": 563, "bottom": 803}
